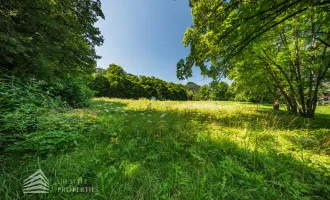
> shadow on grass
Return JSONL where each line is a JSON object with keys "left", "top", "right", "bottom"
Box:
{"left": 82, "top": 100, "right": 330, "bottom": 199}
{"left": 1, "top": 99, "right": 329, "bottom": 200}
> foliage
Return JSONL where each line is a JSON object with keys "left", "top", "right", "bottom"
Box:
{"left": 92, "top": 64, "right": 188, "bottom": 100}
{"left": 1, "top": 0, "right": 104, "bottom": 78}
{"left": 194, "top": 84, "right": 211, "bottom": 100}
{"left": 51, "top": 75, "right": 94, "bottom": 108}
{"left": 90, "top": 74, "right": 110, "bottom": 97}
{"left": 229, "top": 77, "right": 275, "bottom": 103}
{"left": 1, "top": 0, "right": 104, "bottom": 109}
{"left": 0, "top": 76, "right": 63, "bottom": 150}
{"left": 0, "top": 76, "right": 59, "bottom": 112}
{"left": 96, "top": 68, "right": 107, "bottom": 76}
{"left": 184, "top": 81, "right": 200, "bottom": 94}
{"left": 0, "top": 76, "right": 95, "bottom": 155}
{"left": 178, "top": 0, "right": 330, "bottom": 117}
{"left": 6, "top": 131, "right": 82, "bottom": 155}
{"left": 210, "top": 81, "right": 230, "bottom": 101}
{"left": 182, "top": 0, "right": 330, "bottom": 68}
{"left": 190, "top": 81, "right": 231, "bottom": 101}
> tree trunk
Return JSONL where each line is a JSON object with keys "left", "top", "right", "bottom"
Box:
{"left": 273, "top": 100, "right": 279, "bottom": 110}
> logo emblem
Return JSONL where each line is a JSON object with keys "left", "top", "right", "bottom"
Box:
{"left": 23, "top": 169, "right": 49, "bottom": 194}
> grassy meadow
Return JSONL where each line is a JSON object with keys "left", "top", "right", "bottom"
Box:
{"left": 1, "top": 98, "right": 330, "bottom": 199}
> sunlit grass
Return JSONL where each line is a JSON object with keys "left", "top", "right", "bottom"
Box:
{"left": 1, "top": 98, "right": 329, "bottom": 199}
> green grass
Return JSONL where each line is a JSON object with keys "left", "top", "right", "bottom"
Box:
{"left": 1, "top": 99, "right": 330, "bottom": 199}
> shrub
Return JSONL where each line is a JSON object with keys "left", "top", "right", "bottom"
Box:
{"left": 48, "top": 76, "right": 94, "bottom": 108}
{"left": 5, "top": 131, "right": 82, "bottom": 156}
{"left": 0, "top": 76, "right": 60, "bottom": 113}
{"left": 0, "top": 76, "right": 63, "bottom": 150}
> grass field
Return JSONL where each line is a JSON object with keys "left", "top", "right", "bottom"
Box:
{"left": 1, "top": 98, "right": 330, "bottom": 199}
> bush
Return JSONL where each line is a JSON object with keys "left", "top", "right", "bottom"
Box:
{"left": 0, "top": 75, "right": 94, "bottom": 154}
{"left": 5, "top": 131, "right": 82, "bottom": 156}
{"left": 0, "top": 76, "right": 63, "bottom": 150}
{"left": 0, "top": 76, "right": 61, "bottom": 113}
{"left": 48, "top": 76, "right": 94, "bottom": 108}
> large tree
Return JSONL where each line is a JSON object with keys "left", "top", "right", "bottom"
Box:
{"left": 178, "top": 0, "right": 330, "bottom": 117}
{"left": 1, "top": 0, "right": 104, "bottom": 78}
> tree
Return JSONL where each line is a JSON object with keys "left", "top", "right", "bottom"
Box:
{"left": 196, "top": 84, "right": 211, "bottom": 101}
{"left": 225, "top": 84, "right": 236, "bottom": 101}
{"left": 93, "top": 64, "right": 188, "bottom": 100}
{"left": 91, "top": 75, "right": 110, "bottom": 97}
{"left": 166, "top": 82, "right": 188, "bottom": 100}
{"left": 105, "top": 64, "right": 127, "bottom": 98}
{"left": 185, "top": 82, "right": 201, "bottom": 94}
{"left": 210, "top": 81, "right": 229, "bottom": 100}
{"left": 228, "top": 65, "right": 276, "bottom": 103}
{"left": 1, "top": 0, "right": 105, "bottom": 107}
{"left": 183, "top": 0, "right": 330, "bottom": 67}
{"left": 96, "top": 68, "right": 107, "bottom": 76}
{"left": 125, "top": 74, "right": 146, "bottom": 99}
{"left": 1, "top": 0, "right": 104, "bottom": 78}
{"left": 178, "top": 0, "right": 330, "bottom": 117}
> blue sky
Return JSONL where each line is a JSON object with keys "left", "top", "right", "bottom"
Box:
{"left": 95, "top": 0, "right": 230, "bottom": 86}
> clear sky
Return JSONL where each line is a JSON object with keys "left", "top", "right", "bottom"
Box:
{"left": 95, "top": 0, "right": 230, "bottom": 86}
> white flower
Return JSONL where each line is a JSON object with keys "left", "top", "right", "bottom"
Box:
{"left": 160, "top": 113, "right": 167, "bottom": 118}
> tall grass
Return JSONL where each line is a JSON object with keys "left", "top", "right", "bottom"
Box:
{"left": 1, "top": 98, "right": 329, "bottom": 199}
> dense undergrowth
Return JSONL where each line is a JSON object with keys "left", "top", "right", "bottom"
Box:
{"left": 1, "top": 95, "right": 330, "bottom": 199}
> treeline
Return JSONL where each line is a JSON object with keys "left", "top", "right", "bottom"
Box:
{"left": 92, "top": 64, "right": 270, "bottom": 102}
{"left": 91, "top": 64, "right": 188, "bottom": 100}
{"left": 185, "top": 81, "right": 231, "bottom": 101}
{"left": 184, "top": 81, "right": 275, "bottom": 103}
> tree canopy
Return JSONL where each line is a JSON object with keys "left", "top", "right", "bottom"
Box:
{"left": 178, "top": 0, "right": 330, "bottom": 117}
{"left": 1, "top": 0, "right": 105, "bottom": 107}
{"left": 1, "top": 0, "right": 104, "bottom": 78}
{"left": 92, "top": 64, "right": 188, "bottom": 101}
